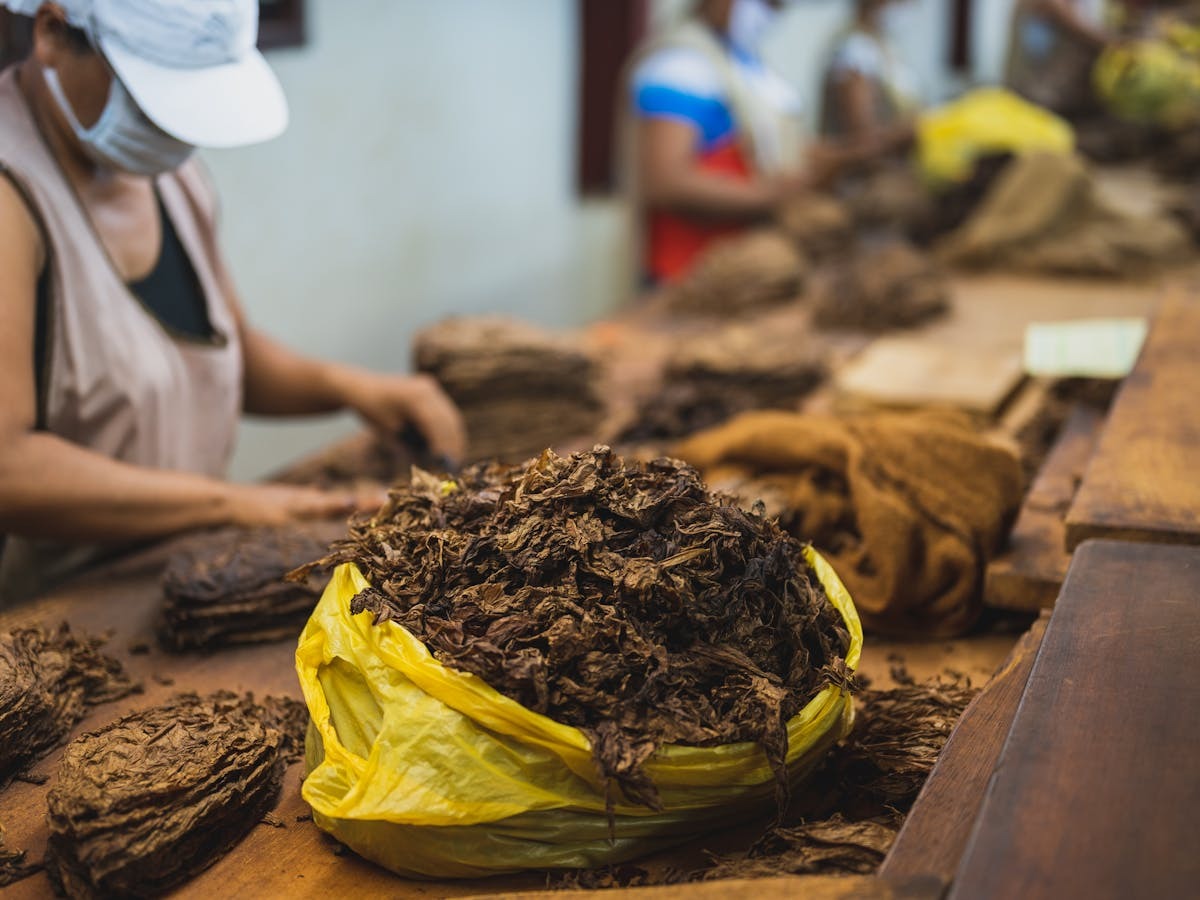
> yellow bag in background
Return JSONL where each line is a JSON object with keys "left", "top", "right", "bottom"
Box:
{"left": 295, "top": 548, "right": 863, "bottom": 879}
{"left": 917, "top": 87, "right": 1075, "bottom": 185}
{"left": 1093, "top": 35, "right": 1200, "bottom": 129}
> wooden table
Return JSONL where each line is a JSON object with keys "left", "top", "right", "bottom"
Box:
{"left": 1066, "top": 291, "right": 1200, "bottom": 548}
{"left": 950, "top": 540, "right": 1200, "bottom": 899}
{"left": 0, "top": 541, "right": 1018, "bottom": 899}
{"left": 985, "top": 406, "right": 1105, "bottom": 611}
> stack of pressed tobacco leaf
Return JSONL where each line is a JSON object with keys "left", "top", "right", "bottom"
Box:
{"left": 414, "top": 317, "right": 604, "bottom": 464}
{"left": 812, "top": 238, "right": 950, "bottom": 333}
{"left": 300, "top": 447, "right": 852, "bottom": 807}
{"left": 664, "top": 229, "right": 807, "bottom": 317}
{"left": 158, "top": 524, "right": 340, "bottom": 651}
{"left": 0, "top": 625, "right": 140, "bottom": 786}
{"left": 44, "top": 691, "right": 306, "bottom": 899}
{"left": 776, "top": 194, "right": 854, "bottom": 261}
{"left": 618, "top": 324, "right": 827, "bottom": 446}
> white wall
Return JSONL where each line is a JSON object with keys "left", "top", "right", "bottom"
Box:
{"left": 205, "top": 0, "right": 589, "bottom": 480}
{"left": 971, "top": 0, "right": 1019, "bottom": 85}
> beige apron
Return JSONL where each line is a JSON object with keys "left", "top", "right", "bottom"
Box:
{"left": 0, "top": 66, "right": 243, "bottom": 605}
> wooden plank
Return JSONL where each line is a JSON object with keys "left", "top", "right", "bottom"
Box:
{"left": 948, "top": 540, "right": 1200, "bottom": 900}
{"left": 985, "top": 405, "right": 1105, "bottom": 610}
{"left": 881, "top": 613, "right": 1048, "bottom": 883}
{"left": 834, "top": 337, "right": 1025, "bottom": 418}
{"left": 1065, "top": 294, "right": 1200, "bottom": 548}
{"left": 488, "top": 874, "right": 944, "bottom": 900}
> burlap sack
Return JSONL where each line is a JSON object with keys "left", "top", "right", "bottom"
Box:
{"left": 675, "top": 410, "right": 1023, "bottom": 637}
{"left": 938, "top": 152, "right": 1191, "bottom": 274}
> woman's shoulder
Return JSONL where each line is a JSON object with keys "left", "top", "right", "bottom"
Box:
{"left": 632, "top": 45, "right": 724, "bottom": 100}
{"left": 829, "top": 29, "right": 887, "bottom": 78}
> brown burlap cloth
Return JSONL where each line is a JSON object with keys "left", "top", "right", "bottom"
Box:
{"left": 675, "top": 410, "right": 1023, "bottom": 637}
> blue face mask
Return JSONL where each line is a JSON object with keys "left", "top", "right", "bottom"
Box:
{"left": 43, "top": 67, "right": 194, "bottom": 175}
{"left": 728, "top": 0, "right": 780, "bottom": 58}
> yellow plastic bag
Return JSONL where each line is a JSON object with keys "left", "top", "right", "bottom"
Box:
{"left": 917, "top": 87, "right": 1075, "bottom": 185}
{"left": 1093, "top": 37, "right": 1200, "bottom": 128}
{"left": 295, "top": 547, "right": 863, "bottom": 878}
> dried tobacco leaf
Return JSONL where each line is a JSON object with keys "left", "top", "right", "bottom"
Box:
{"left": 0, "top": 823, "right": 42, "bottom": 888}
{"left": 664, "top": 229, "right": 808, "bottom": 317}
{"left": 44, "top": 691, "right": 299, "bottom": 899}
{"left": 302, "top": 447, "right": 851, "bottom": 808}
{"left": 414, "top": 317, "right": 604, "bottom": 464}
{"left": 618, "top": 325, "right": 826, "bottom": 445}
{"left": 0, "top": 625, "right": 141, "bottom": 786}
{"left": 777, "top": 193, "right": 854, "bottom": 261}
{"left": 548, "top": 671, "right": 978, "bottom": 887}
{"left": 158, "top": 524, "right": 340, "bottom": 651}
{"left": 812, "top": 239, "right": 949, "bottom": 333}
{"left": 702, "top": 815, "right": 895, "bottom": 880}
{"left": 691, "top": 671, "right": 979, "bottom": 881}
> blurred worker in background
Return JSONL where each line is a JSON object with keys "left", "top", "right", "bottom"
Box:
{"left": 820, "top": 0, "right": 922, "bottom": 155}
{"left": 0, "top": 0, "right": 465, "bottom": 603}
{"left": 1007, "top": 0, "right": 1114, "bottom": 118}
{"left": 628, "top": 0, "right": 828, "bottom": 284}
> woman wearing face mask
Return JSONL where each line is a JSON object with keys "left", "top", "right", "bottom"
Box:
{"left": 821, "top": 0, "right": 923, "bottom": 153}
{"left": 1007, "top": 0, "right": 1113, "bottom": 118}
{"left": 628, "top": 0, "right": 834, "bottom": 285}
{"left": 0, "top": 0, "right": 466, "bottom": 603}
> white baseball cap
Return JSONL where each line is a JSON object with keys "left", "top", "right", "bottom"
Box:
{"left": 4, "top": 0, "right": 288, "bottom": 148}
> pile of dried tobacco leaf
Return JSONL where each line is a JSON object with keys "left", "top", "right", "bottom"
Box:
{"left": 812, "top": 238, "right": 949, "bottom": 333}
{"left": 414, "top": 317, "right": 604, "bottom": 464}
{"left": 159, "top": 524, "right": 340, "bottom": 651}
{"left": 301, "top": 447, "right": 852, "bottom": 807}
{"left": 0, "top": 625, "right": 140, "bottom": 785}
{"left": 45, "top": 691, "right": 305, "bottom": 899}
{"left": 664, "top": 229, "right": 808, "bottom": 316}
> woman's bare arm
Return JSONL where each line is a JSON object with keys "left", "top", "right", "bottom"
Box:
{"left": 637, "top": 117, "right": 796, "bottom": 218}
{"left": 0, "top": 176, "right": 353, "bottom": 545}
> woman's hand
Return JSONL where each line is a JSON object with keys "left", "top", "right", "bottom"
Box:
{"left": 222, "top": 482, "right": 360, "bottom": 528}
{"left": 336, "top": 372, "right": 467, "bottom": 467}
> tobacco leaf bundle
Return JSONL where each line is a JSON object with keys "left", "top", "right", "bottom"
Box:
{"left": 303, "top": 447, "right": 851, "bottom": 808}
{"left": 44, "top": 691, "right": 302, "bottom": 900}
{"left": 777, "top": 194, "right": 854, "bottom": 261}
{"left": 158, "top": 524, "right": 339, "bottom": 651}
{"left": 665, "top": 229, "right": 808, "bottom": 317}
{"left": 812, "top": 239, "right": 950, "bottom": 333}
{"left": 414, "top": 317, "right": 604, "bottom": 464}
{"left": 0, "top": 625, "right": 140, "bottom": 786}
{"left": 830, "top": 669, "right": 979, "bottom": 816}
{"left": 619, "top": 325, "right": 826, "bottom": 445}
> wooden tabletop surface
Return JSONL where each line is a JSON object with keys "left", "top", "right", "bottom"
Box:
{"left": 1066, "top": 288, "right": 1200, "bottom": 548}
{"left": 0, "top": 537, "right": 1020, "bottom": 899}
{"left": 949, "top": 540, "right": 1200, "bottom": 900}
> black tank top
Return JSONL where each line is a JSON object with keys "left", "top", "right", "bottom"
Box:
{"left": 32, "top": 189, "right": 213, "bottom": 425}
